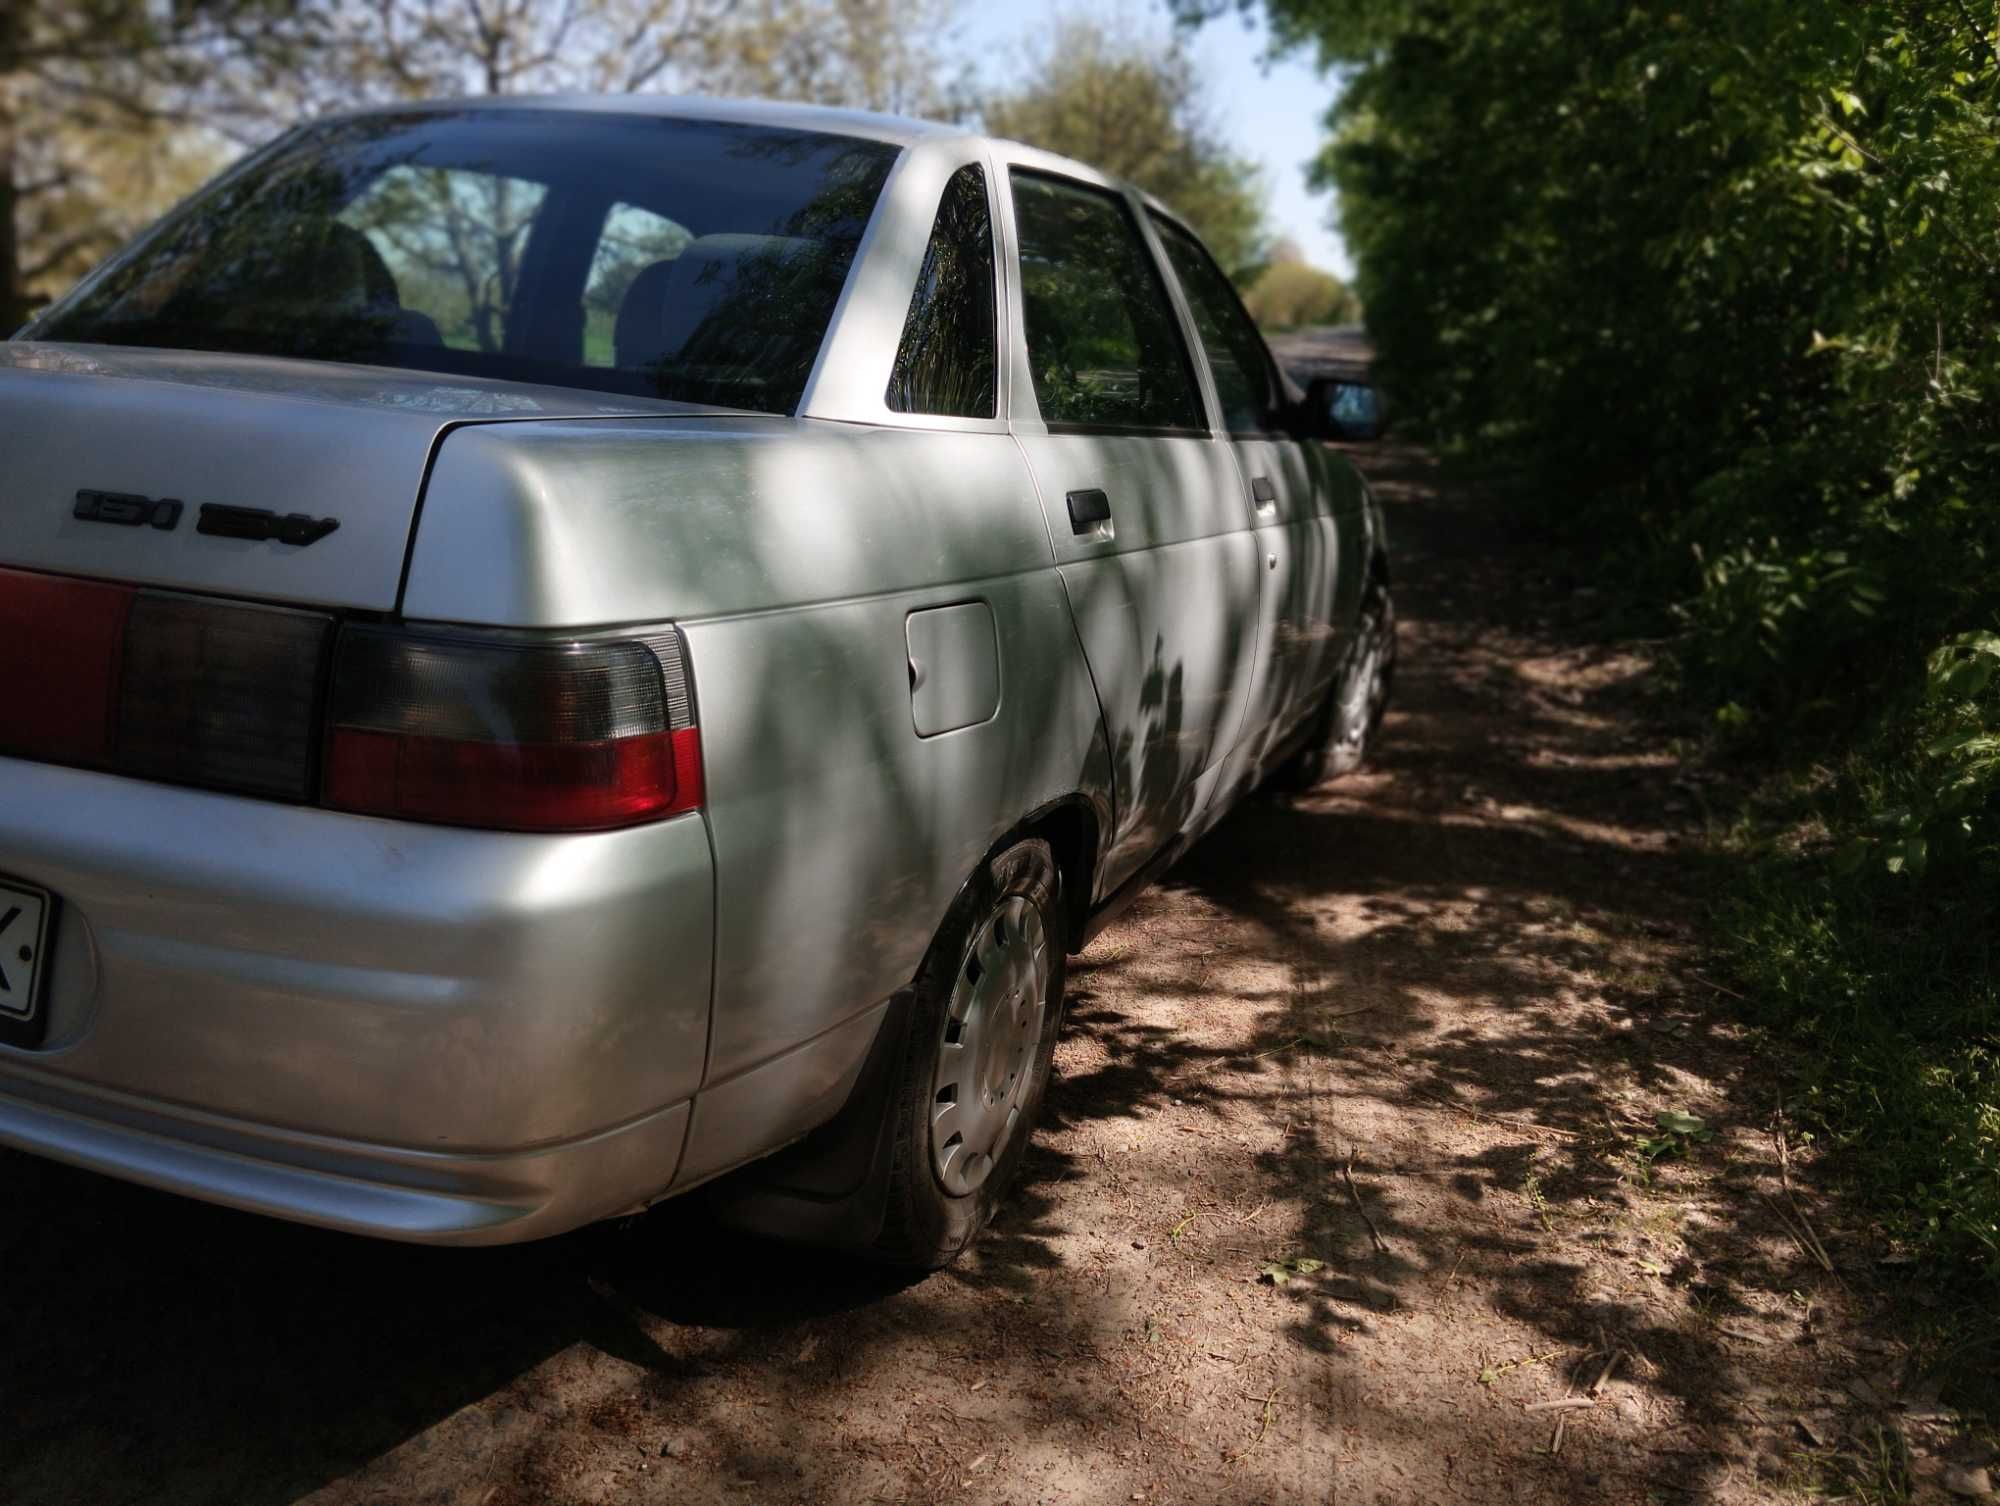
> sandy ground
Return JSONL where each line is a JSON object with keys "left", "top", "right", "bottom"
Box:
{"left": 1, "top": 440, "right": 1978, "bottom": 1506}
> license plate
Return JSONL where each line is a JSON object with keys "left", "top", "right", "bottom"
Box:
{"left": 0, "top": 877, "right": 53, "bottom": 1026}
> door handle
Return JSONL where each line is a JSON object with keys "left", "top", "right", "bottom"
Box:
{"left": 1066, "top": 488, "right": 1112, "bottom": 534}
{"left": 1251, "top": 476, "right": 1278, "bottom": 508}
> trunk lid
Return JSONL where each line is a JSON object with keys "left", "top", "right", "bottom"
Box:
{"left": 0, "top": 343, "right": 701, "bottom": 612}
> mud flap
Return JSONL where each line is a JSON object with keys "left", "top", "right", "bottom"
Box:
{"left": 697, "top": 990, "right": 912, "bottom": 1250}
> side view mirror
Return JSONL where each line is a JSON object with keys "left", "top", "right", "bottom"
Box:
{"left": 1302, "top": 376, "right": 1388, "bottom": 442}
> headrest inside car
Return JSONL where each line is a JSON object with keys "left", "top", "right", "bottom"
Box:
{"left": 612, "top": 235, "right": 820, "bottom": 374}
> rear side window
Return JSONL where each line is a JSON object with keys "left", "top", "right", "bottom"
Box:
{"left": 1151, "top": 215, "right": 1285, "bottom": 435}
{"left": 886, "top": 164, "right": 996, "bottom": 418}
{"left": 34, "top": 110, "right": 898, "bottom": 415}
{"left": 1009, "top": 171, "right": 1203, "bottom": 434}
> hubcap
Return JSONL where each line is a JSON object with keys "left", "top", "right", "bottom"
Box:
{"left": 931, "top": 894, "right": 1051, "bottom": 1197}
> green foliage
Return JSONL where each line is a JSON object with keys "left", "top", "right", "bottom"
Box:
{"left": 1208, "top": 0, "right": 2000, "bottom": 1297}
{"left": 983, "top": 17, "right": 1268, "bottom": 275}
{"left": 1630, "top": 1109, "right": 1714, "bottom": 1174}
{"left": 1837, "top": 633, "right": 2000, "bottom": 879}
{"left": 1242, "top": 257, "right": 1357, "bottom": 331}
{"left": 1258, "top": 1255, "right": 1324, "bottom": 1285}
{"left": 1278, "top": 0, "right": 1999, "bottom": 732}
{"left": 1728, "top": 846, "right": 2000, "bottom": 1281}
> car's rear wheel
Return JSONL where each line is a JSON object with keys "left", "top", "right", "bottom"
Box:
{"left": 1275, "top": 579, "right": 1395, "bottom": 790}
{"left": 874, "top": 837, "right": 1066, "bottom": 1268}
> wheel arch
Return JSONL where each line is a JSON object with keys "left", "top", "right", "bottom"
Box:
{"left": 700, "top": 793, "right": 1098, "bottom": 1252}
{"left": 1012, "top": 795, "right": 1101, "bottom": 954}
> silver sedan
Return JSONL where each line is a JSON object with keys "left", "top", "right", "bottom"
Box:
{"left": 0, "top": 96, "right": 1392, "bottom": 1266}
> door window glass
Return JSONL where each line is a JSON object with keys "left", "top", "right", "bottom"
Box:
{"left": 1009, "top": 171, "right": 1203, "bottom": 433}
{"left": 1151, "top": 215, "right": 1284, "bottom": 435}
{"left": 886, "top": 163, "right": 996, "bottom": 418}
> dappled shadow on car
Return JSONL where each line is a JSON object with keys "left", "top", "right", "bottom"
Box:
{"left": 0, "top": 439, "right": 1842, "bottom": 1505}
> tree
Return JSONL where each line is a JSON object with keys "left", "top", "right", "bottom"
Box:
{"left": 298, "top": 0, "right": 729, "bottom": 103}
{"left": 703, "top": 0, "right": 972, "bottom": 118}
{"left": 1186, "top": 0, "right": 2000, "bottom": 1291}
{"left": 1241, "top": 256, "right": 1354, "bottom": 330}
{"left": 1, "top": 0, "right": 314, "bottom": 330}
{"left": 982, "top": 17, "right": 1267, "bottom": 276}
{"left": 5, "top": 0, "right": 968, "bottom": 329}
{"left": 11, "top": 113, "right": 225, "bottom": 321}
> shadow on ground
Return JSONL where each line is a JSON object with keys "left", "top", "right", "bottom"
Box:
{"left": 0, "top": 442, "right": 1907, "bottom": 1506}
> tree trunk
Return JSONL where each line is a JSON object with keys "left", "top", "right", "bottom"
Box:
{"left": 0, "top": 110, "right": 22, "bottom": 336}
{"left": 0, "top": 21, "right": 26, "bottom": 334}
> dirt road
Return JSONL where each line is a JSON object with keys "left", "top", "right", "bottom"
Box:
{"left": 2, "top": 444, "right": 1937, "bottom": 1505}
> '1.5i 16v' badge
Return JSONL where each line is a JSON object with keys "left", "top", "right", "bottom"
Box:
{"left": 72, "top": 489, "right": 339, "bottom": 546}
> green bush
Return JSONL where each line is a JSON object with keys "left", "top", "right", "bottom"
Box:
{"left": 1242, "top": 258, "right": 1357, "bottom": 331}
{"left": 1729, "top": 842, "right": 2000, "bottom": 1279}
{"left": 1214, "top": 0, "right": 2000, "bottom": 1294}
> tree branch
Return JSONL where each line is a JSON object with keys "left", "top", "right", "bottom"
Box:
{"left": 14, "top": 169, "right": 76, "bottom": 200}
{"left": 1947, "top": 0, "right": 2000, "bottom": 72}
{"left": 21, "top": 226, "right": 111, "bottom": 281}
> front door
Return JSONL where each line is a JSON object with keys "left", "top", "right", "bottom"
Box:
{"left": 1003, "top": 166, "right": 1260, "bottom": 894}
{"left": 1148, "top": 216, "right": 1347, "bottom": 775}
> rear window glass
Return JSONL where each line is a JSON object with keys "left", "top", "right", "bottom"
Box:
{"left": 32, "top": 110, "right": 899, "bottom": 415}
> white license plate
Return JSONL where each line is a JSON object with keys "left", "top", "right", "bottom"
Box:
{"left": 0, "top": 878, "right": 53, "bottom": 1023}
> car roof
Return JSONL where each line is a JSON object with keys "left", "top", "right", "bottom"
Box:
{"left": 320, "top": 94, "right": 1180, "bottom": 218}
{"left": 327, "top": 93, "right": 977, "bottom": 150}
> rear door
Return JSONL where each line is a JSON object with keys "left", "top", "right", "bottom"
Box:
{"left": 1000, "top": 165, "right": 1259, "bottom": 894}
{"left": 1149, "top": 215, "right": 1346, "bottom": 756}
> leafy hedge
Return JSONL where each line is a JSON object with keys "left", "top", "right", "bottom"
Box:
{"left": 1225, "top": 0, "right": 2000, "bottom": 1282}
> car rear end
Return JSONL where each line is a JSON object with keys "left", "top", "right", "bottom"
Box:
{"left": 0, "top": 352, "right": 717, "bottom": 1241}
{"left": 0, "top": 102, "right": 897, "bottom": 1242}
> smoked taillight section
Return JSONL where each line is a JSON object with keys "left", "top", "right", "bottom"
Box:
{"left": 321, "top": 627, "right": 701, "bottom": 832}
{"left": 117, "top": 594, "right": 331, "bottom": 798}
{"left": 0, "top": 566, "right": 330, "bottom": 798}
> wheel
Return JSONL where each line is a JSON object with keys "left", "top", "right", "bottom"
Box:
{"left": 874, "top": 837, "right": 1067, "bottom": 1268}
{"left": 1274, "top": 581, "right": 1395, "bottom": 791}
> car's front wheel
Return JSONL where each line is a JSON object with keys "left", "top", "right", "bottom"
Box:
{"left": 874, "top": 837, "right": 1067, "bottom": 1268}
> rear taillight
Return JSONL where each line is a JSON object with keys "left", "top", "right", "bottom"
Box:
{"left": 0, "top": 565, "right": 700, "bottom": 832}
{"left": 0, "top": 567, "right": 329, "bottom": 799}
{"left": 321, "top": 626, "right": 701, "bottom": 832}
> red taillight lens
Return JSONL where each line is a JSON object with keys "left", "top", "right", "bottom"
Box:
{"left": 0, "top": 570, "right": 131, "bottom": 765}
{"left": 0, "top": 566, "right": 330, "bottom": 799}
{"left": 321, "top": 627, "right": 701, "bottom": 832}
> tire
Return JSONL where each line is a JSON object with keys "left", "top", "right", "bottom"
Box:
{"left": 873, "top": 837, "right": 1067, "bottom": 1268}
{"left": 1274, "top": 581, "right": 1396, "bottom": 791}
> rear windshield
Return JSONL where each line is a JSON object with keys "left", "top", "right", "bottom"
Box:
{"left": 30, "top": 109, "right": 899, "bottom": 415}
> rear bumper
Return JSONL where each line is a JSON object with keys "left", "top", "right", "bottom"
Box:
{"left": 0, "top": 1069, "right": 691, "bottom": 1244}
{"left": 0, "top": 756, "right": 714, "bottom": 1242}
